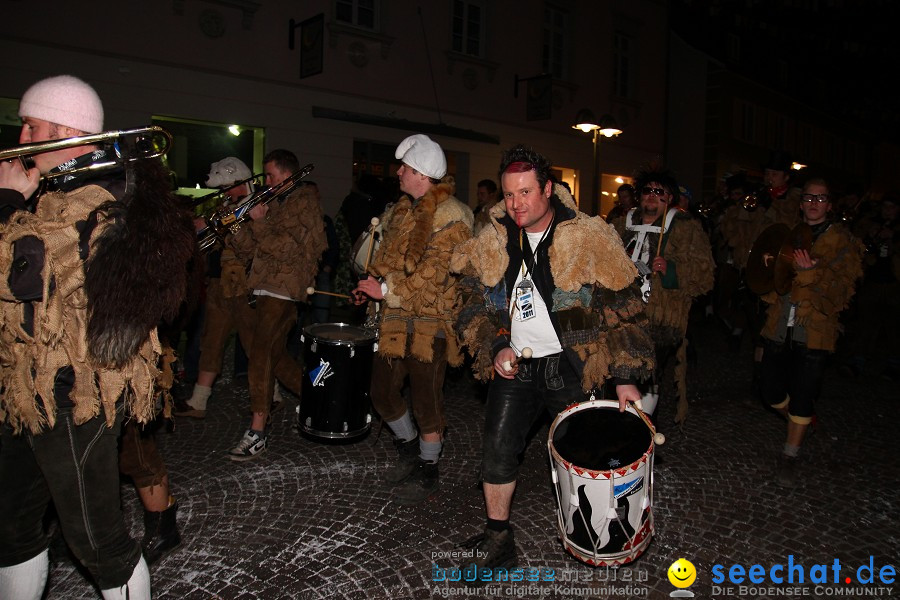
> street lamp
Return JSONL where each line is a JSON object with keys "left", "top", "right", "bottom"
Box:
{"left": 572, "top": 109, "right": 622, "bottom": 216}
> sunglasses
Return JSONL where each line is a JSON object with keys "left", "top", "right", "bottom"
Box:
{"left": 641, "top": 187, "right": 668, "bottom": 197}
{"left": 801, "top": 193, "right": 830, "bottom": 203}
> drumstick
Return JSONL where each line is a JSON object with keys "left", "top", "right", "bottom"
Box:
{"left": 306, "top": 287, "right": 351, "bottom": 300}
{"left": 362, "top": 216, "right": 380, "bottom": 275}
{"left": 632, "top": 401, "right": 666, "bottom": 445}
{"left": 501, "top": 347, "right": 533, "bottom": 372}
{"left": 655, "top": 213, "right": 666, "bottom": 259}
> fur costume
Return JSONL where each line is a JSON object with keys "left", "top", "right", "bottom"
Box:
{"left": 451, "top": 183, "right": 655, "bottom": 390}
{"left": 369, "top": 179, "right": 473, "bottom": 364}
{"left": 229, "top": 185, "right": 327, "bottom": 302}
{"left": 613, "top": 209, "right": 715, "bottom": 341}
{"left": 719, "top": 203, "right": 770, "bottom": 270}
{"left": 760, "top": 222, "right": 864, "bottom": 352}
{"left": 0, "top": 159, "right": 194, "bottom": 434}
{"left": 767, "top": 186, "right": 803, "bottom": 229}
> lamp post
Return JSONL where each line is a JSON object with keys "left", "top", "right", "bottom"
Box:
{"left": 572, "top": 109, "right": 622, "bottom": 216}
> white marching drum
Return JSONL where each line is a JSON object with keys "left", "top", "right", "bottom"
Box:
{"left": 350, "top": 220, "right": 382, "bottom": 276}
{"left": 547, "top": 399, "right": 658, "bottom": 566}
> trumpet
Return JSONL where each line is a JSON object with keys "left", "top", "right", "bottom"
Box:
{"left": 0, "top": 126, "right": 173, "bottom": 182}
{"left": 741, "top": 191, "right": 759, "bottom": 211}
{"left": 198, "top": 163, "right": 314, "bottom": 252}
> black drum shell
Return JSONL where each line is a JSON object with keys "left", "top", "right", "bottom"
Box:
{"left": 298, "top": 323, "right": 375, "bottom": 441}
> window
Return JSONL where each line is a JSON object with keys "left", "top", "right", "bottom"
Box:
{"left": 335, "top": 0, "right": 378, "bottom": 30}
{"left": 542, "top": 5, "right": 569, "bottom": 79}
{"left": 736, "top": 101, "right": 757, "bottom": 143}
{"left": 613, "top": 32, "right": 634, "bottom": 99}
{"left": 452, "top": 1, "right": 484, "bottom": 57}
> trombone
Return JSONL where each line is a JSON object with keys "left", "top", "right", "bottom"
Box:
{"left": 198, "top": 163, "right": 315, "bottom": 252}
{"left": 0, "top": 126, "right": 173, "bottom": 181}
{"left": 191, "top": 172, "right": 264, "bottom": 209}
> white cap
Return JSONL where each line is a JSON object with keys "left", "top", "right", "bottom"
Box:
{"left": 395, "top": 134, "right": 447, "bottom": 179}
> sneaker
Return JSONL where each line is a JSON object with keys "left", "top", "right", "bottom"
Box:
{"left": 393, "top": 459, "right": 438, "bottom": 505}
{"left": 459, "top": 527, "right": 517, "bottom": 584}
{"left": 228, "top": 430, "right": 267, "bottom": 462}
{"left": 775, "top": 454, "right": 798, "bottom": 488}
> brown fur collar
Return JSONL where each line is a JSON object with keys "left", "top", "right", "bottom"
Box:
{"left": 452, "top": 183, "right": 637, "bottom": 291}
{"left": 380, "top": 179, "right": 472, "bottom": 276}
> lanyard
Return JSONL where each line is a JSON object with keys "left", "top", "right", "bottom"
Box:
{"left": 518, "top": 212, "right": 554, "bottom": 281}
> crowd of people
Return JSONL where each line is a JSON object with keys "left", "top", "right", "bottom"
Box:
{"left": 0, "top": 73, "right": 894, "bottom": 597}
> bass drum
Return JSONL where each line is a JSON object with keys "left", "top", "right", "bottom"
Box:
{"left": 298, "top": 323, "right": 376, "bottom": 441}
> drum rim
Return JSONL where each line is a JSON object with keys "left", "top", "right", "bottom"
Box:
{"left": 302, "top": 322, "right": 377, "bottom": 345}
{"left": 547, "top": 399, "right": 654, "bottom": 476}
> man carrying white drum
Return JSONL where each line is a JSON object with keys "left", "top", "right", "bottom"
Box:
{"left": 352, "top": 134, "right": 473, "bottom": 506}
{"left": 450, "top": 145, "right": 654, "bottom": 578}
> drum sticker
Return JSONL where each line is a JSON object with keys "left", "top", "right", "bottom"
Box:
{"left": 614, "top": 477, "right": 644, "bottom": 499}
{"left": 309, "top": 358, "right": 334, "bottom": 387}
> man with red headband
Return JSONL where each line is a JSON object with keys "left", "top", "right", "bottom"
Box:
{"left": 451, "top": 144, "right": 655, "bottom": 578}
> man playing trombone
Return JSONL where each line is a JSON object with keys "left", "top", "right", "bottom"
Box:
{"left": 0, "top": 75, "right": 194, "bottom": 599}
{"left": 224, "top": 149, "right": 326, "bottom": 460}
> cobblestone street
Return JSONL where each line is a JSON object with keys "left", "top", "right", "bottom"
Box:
{"left": 46, "top": 315, "right": 897, "bottom": 600}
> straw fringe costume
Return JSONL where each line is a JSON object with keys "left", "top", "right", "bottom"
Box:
{"left": 451, "top": 184, "right": 654, "bottom": 392}
{"left": 0, "top": 157, "right": 193, "bottom": 590}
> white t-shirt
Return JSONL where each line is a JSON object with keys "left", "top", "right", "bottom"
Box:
{"left": 510, "top": 229, "right": 563, "bottom": 358}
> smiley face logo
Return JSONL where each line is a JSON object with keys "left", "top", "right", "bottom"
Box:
{"left": 667, "top": 558, "right": 697, "bottom": 588}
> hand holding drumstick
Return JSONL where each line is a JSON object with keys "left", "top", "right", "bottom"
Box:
{"left": 494, "top": 347, "right": 532, "bottom": 379}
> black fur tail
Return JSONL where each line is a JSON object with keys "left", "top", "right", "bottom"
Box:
{"left": 85, "top": 158, "right": 195, "bottom": 367}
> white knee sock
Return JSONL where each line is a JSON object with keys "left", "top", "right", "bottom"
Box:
{"left": 100, "top": 555, "right": 151, "bottom": 600}
{"left": 386, "top": 412, "right": 418, "bottom": 442}
{"left": 0, "top": 549, "right": 48, "bottom": 600}
{"left": 188, "top": 384, "right": 212, "bottom": 411}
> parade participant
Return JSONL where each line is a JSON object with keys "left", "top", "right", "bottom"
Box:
{"left": 352, "top": 134, "right": 473, "bottom": 505}
{"left": 226, "top": 149, "right": 326, "bottom": 460}
{"left": 450, "top": 144, "right": 654, "bottom": 575}
{"left": 611, "top": 166, "right": 714, "bottom": 423}
{"left": 716, "top": 173, "right": 767, "bottom": 350}
{"left": 0, "top": 75, "right": 194, "bottom": 599}
{"left": 762, "top": 150, "right": 803, "bottom": 229}
{"left": 174, "top": 157, "right": 258, "bottom": 419}
{"left": 473, "top": 178, "right": 498, "bottom": 234}
{"left": 758, "top": 178, "right": 864, "bottom": 487}
{"left": 841, "top": 192, "right": 900, "bottom": 381}
{"left": 605, "top": 182, "right": 635, "bottom": 222}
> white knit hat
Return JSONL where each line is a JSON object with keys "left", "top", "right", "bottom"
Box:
{"left": 395, "top": 134, "right": 447, "bottom": 179}
{"left": 18, "top": 75, "right": 104, "bottom": 133}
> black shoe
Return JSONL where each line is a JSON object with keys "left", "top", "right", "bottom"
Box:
{"left": 384, "top": 437, "right": 419, "bottom": 484}
{"left": 775, "top": 455, "right": 799, "bottom": 488}
{"left": 459, "top": 528, "right": 517, "bottom": 585}
{"left": 393, "top": 459, "right": 438, "bottom": 505}
{"left": 142, "top": 501, "right": 182, "bottom": 565}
